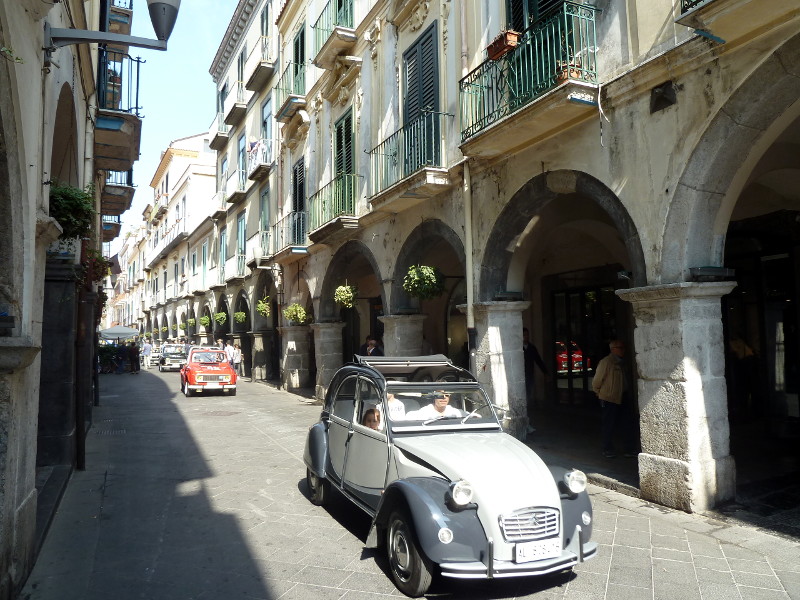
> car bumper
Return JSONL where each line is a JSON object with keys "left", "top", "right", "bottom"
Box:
{"left": 439, "top": 527, "right": 597, "bottom": 579}
{"left": 186, "top": 384, "right": 236, "bottom": 392}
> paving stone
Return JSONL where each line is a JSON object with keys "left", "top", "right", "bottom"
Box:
{"left": 695, "top": 567, "right": 736, "bottom": 584}
{"left": 732, "top": 571, "right": 785, "bottom": 590}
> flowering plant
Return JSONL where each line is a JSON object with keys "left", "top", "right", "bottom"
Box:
{"left": 213, "top": 312, "right": 227, "bottom": 325}
{"left": 256, "top": 296, "right": 270, "bottom": 317}
{"left": 179, "top": 322, "right": 187, "bottom": 330}
{"left": 161, "top": 326, "right": 168, "bottom": 332}
{"left": 199, "top": 315, "right": 211, "bottom": 328}
{"left": 403, "top": 265, "right": 445, "bottom": 300}
{"left": 234, "top": 311, "right": 247, "bottom": 323}
{"left": 82, "top": 248, "right": 112, "bottom": 284}
{"left": 282, "top": 303, "right": 308, "bottom": 325}
{"left": 187, "top": 318, "right": 196, "bottom": 327}
{"left": 334, "top": 284, "right": 358, "bottom": 308}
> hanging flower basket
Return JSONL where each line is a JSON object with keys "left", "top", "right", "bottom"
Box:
{"left": 179, "top": 322, "right": 187, "bottom": 331}
{"left": 187, "top": 318, "right": 196, "bottom": 327}
{"left": 256, "top": 296, "right": 271, "bottom": 317}
{"left": 283, "top": 303, "right": 308, "bottom": 325}
{"left": 403, "top": 265, "right": 445, "bottom": 300}
{"left": 214, "top": 312, "right": 227, "bottom": 325}
{"left": 487, "top": 29, "right": 520, "bottom": 61}
{"left": 49, "top": 180, "right": 96, "bottom": 243}
{"left": 234, "top": 311, "right": 247, "bottom": 324}
{"left": 171, "top": 324, "right": 178, "bottom": 331}
{"left": 161, "top": 326, "right": 168, "bottom": 332}
{"left": 334, "top": 284, "right": 358, "bottom": 309}
{"left": 199, "top": 315, "right": 211, "bottom": 328}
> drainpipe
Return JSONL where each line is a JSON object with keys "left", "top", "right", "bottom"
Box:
{"left": 461, "top": 5, "right": 477, "bottom": 373}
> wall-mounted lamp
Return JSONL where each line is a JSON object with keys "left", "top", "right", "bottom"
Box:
{"left": 44, "top": 0, "right": 180, "bottom": 66}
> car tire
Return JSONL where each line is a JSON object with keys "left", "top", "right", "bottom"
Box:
{"left": 306, "top": 468, "right": 329, "bottom": 506}
{"left": 183, "top": 380, "right": 192, "bottom": 397}
{"left": 387, "top": 509, "right": 433, "bottom": 597}
{"left": 228, "top": 388, "right": 236, "bottom": 396}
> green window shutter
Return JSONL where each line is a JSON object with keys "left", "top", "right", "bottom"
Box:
{"left": 402, "top": 22, "right": 438, "bottom": 126}
{"left": 292, "top": 158, "right": 305, "bottom": 212}
{"left": 334, "top": 111, "right": 353, "bottom": 175}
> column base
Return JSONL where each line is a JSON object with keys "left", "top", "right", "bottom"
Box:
{"left": 639, "top": 452, "right": 736, "bottom": 512}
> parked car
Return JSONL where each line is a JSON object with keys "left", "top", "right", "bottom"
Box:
{"left": 180, "top": 347, "right": 237, "bottom": 396}
{"left": 303, "top": 355, "right": 596, "bottom": 597}
{"left": 158, "top": 343, "right": 187, "bottom": 372}
{"left": 555, "top": 341, "right": 591, "bottom": 374}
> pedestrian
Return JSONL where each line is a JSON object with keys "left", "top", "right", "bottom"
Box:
{"left": 183, "top": 338, "right": 191, "bottom": 356}
{"left": 141, "top": 339, "right": 152, "bottom": 370}
{"left": 357, "top": 335, "right": 373, "bottom": 356}
{"left": 115, "top": 343, "right": 129, "bottom": 374}
{"left": 225, "top": 340, "right": 236, "bottom": 367}
{"left": 217, "top": 338, "right": 224, "bottom": 350}
{"left": 591, "top": 339, "right": 638, "bottom": 458}
{"left": 366, "top": 338, "right": 383, "bottom": 356}
{"left": 522, "top": 327, "right": 548, "bottom": 434}
{"left": 129, "top": 342, "right": 140, "bottom": 374}
{"left": 233, "top": 343, "right": 242, "bottom": 376}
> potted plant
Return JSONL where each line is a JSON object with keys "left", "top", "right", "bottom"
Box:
{"left": 234, "top": 311, "right": 247, "bottom": 324}
{"left": 282, "top": 303, "right": 308, "bottom": 325}
{"left": 214, "top": 312, "right": 227, "bottom": 325}
{"left": 82, "top": 247, "right": 112, "bottom": 285}
{"left": 256, "top": 296, "right": 271, "bottom": 317}
{"left": 48, "top": 180, "right": 95, "bottom": 253}
{"left": 403, "top": 264, "right": 445, "bottom": 300}
{"left": 334, "top": 284, "right": 358, "bottom": 309}
{"left": 187, "top": 318, "right": 196, "bottom": 328}
{"left": 487, "top": 29, "right": 520, "bottom": 61}
{"left": 161, "top": 326, "right": 168, "bottom": 333}
{"left": 171, "top": 324, "right": 178, "bottom": 332}
{"left": 199, "top": 315, "right": 211, "bottom": 328}
{"left": 179, "top": 322, "right": 187, "bottom": 331}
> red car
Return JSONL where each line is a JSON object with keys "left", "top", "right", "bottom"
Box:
{"left": 180, "top": 348, "right": 237, "bottom": 396}
{"left": 555, "top": 341, "right": 591, "bottom": 374}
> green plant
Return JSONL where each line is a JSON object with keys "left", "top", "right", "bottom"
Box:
{"left": 0, "top": 46, "right": 23, "bottom": 64}
{"left": 214, "top": 312, "right": 227, "bottom": 325}
{"left": 179, "top": 322, "right": 187, "bottom": 330}
{"left": 187, "top": 318, "right": 196, "bottom": 327}
{"left": 334, "top": 284, "right": 358, "bottom": 309}
{"left": 161, "top": 326, "right": 168, "bottom": 332}
{"left": 283, "top": 303, "right": 308, "bottom": 325}
{"left": 403, "top": 265, "right": 445, "bottom": 300}
{"left": 171, "top": 324, "right": 178, "bottom": 331}
{"left": 82, "top": 248, "right": 112, "bottom": 284}
{"left": 234, "top": 311, "right": 247, "bottom": 324}
{"left": 199, "top": 315, "right": 211, "bottom": 328}
{"left": 49, "top": 181, "right": 96, "bottom": 241}
{"left": 256, "top": 296, "right": 271, "bottom": 317}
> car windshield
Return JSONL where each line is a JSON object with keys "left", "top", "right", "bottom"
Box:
{"left": 383, "top": 385, "right": 500, "bottom": 429}
{"left": 191, "top": 351, "right": 226, "bottom": 363}
{"left": 163, "top": 345, "right": 185, "bottom": 355}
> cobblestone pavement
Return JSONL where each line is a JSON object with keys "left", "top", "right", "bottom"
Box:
{"left": 19, "top": 370, "right": 800, "bottom": 600}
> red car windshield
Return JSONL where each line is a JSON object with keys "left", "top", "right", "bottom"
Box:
{"left": 191, "top": 352, "right": 226, "bottom": 363}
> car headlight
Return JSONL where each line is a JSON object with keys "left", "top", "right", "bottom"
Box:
{"left": 563, "top": 469, "right": 587, "bottom": 494}
{"left": 449, "top": 480, "right": 474, "bottom": 506}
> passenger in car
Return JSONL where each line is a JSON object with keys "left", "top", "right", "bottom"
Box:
{"left": 406, "top": 391, "right": 463, "bottom": 419}
{"left": 361, "top": 408, "right": 381, "bottom": 430}
{"left": 386, "top": 393, "right": 406, "bottom": 421}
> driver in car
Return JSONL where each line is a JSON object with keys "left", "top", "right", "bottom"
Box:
{"left": 406, "top": 390, "right": 463, "bottom": 419}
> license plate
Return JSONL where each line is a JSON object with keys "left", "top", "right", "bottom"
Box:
{"left": 205, "top": 382, "right": 221, "bottom": 388}
{"left": 515, "top": 538, "right": 561, "bottom": 563}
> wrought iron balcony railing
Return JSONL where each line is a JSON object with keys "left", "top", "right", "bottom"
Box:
{"left": 98, "top": 48, "right": 143, "bottom": 116}
{"left": 247, "top": 138, "right": 275, "bottom": 177}
{"left": 459, "top": 1, "right": 598, "bottom": 142}
{"left": 313, "top": 0, "right": 354, "bottom": 56}
{"left": 217, "top": 263, "right": 226, "bottom": 285}
{"left": 273, "top": 211, "right": 307, "bottom": 253}
{"left": 105, "top": 169, "right": 134, "bottom": 186}
{"left": 368, "top": 111, "right": 449, "bottom": 197}
{"left": 681, "top": 0, "right": 708, "bottom": 12}
{"left": 259, "top": 229, "right": 272, "bottom": 257}
{"left": 275, "top": 62, "right": 306, "bottom": 109}
{"left": 212, "top": 111, "right": 229, "bottom": 135}
{"left": 308, "top": 173, "right": 359, "bottom": 231}
{"left": 111, "top": 0, "right": 132, "bottom": 9}
{"left": 224, "top": 169, "right": 247, "bottom": 200}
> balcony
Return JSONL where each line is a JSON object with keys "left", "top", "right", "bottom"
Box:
{"left": 101, "top": 169, "right": 135, "bottom": 216}
{"left": 676, "top": 0, "right": 798, "bottom": 45}
{"left": 312, "top": 0, "right": 356, "bottom": 71}
{"left": 210, "top": 190, "right": 228, "bottom": 219}
{"left": 149, "top": 294, "right": 158, "bottom": 310}
{"left": 272, "top": 212, "right": 308, "bottom": 265}
{"left": 247, "top": 229, "right": 274, "bottom": 268}
{"left": 109, "top": 0, "right": 133, "bottom": 41}
{"left": 223, "top": 81, "right": 247, "bottom": 126}
{"left": 152, "top": 193, "right": 168, "bottom": 219}
{"left": 101, "top": 215, "right": 122, "bottom": 242}
{"left": 275, "top": 62, "right": 306, "bottom": 123}
{"left": 209, "top": 264, "right": 226, "bottom": 290}
{"left": 144, "top": 218, "right": 188, "bottom": 269}
{"left": 368, "top": 111, "right": 451, "bottom": 211}
{"left": 209, "top": 112, "right": 230, "bottom": 151}
{"left": 225, "top": 253, "right": 247, "bottom": 285}
{"left": 95, "top": 49, "right": 143, "bottom": 171}
{"left": 459, "top": 1, "right": 598, "bottom": 159}
{"left": 245, "top": 36, "right": 276, "bottom": 92}
{"left": 224, "top": 169, "right": 248, "bottom": 204}
{"left": 247, "top": 139, "right": 275, "bottom": 181}
{"left": 308, "top": 174, "right": 359, "bottom": 244}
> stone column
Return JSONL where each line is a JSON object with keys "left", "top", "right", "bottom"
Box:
{"left": 251, "top": 332, "right": 267, "bottom": 380}
{"left": 311, "top": 322, "right": 345, "bottom": 401}
{"left": 279, "top": 325, "right": 312, "bottom": 390}
{"left": 379, "top": 314, "right": 427, "bottom": 356}
{"left": 472, "top": 301, "right": 530, "bottom": 440}
{"left": 617, "top": 282, "right": 736, "bottom": 512}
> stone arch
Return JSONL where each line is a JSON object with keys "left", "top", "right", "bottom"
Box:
{"left": 318, "top": 240, "right": 383, "bottom": 322}
{"left": 390, "top": 219, "right": 466, "bottom": 313}
{"left": 49, "top": 83, "right": 80, "bottom": 185}
{"left": 215, "top": 294, "right": 231, "bottom": 340}
{"left": 252, "top": 270, "right": 278, "bottom": 330}
{"left": 480, "top": 170, "right": 647, "bottom": 299}
{"left": 233, "top": 290, "right": 251, "bottom": 333}
{"left": 662, "top": 32, "right": 800, "bottom": 282}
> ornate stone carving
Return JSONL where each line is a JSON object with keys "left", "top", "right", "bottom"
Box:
{"left": 366, "top": 18, "right": 382, "bottom": 70}
{"left": 442, "top": 0, "right": 452, "bottom": 51}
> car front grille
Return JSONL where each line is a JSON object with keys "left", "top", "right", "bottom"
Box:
{"left": 498, "top": 507, "right": 560, "bottom": 542}
{"left": 198, "top": 374, "right": 229, "bottom": 382}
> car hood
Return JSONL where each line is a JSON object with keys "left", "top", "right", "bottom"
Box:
{"left": 392, "top": 432, "right": 561, "bottom": 512}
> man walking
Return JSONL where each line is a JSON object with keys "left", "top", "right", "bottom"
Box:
{"left": 225, "top": 340, "right": 236, "bottom": 367}
{"left": 592, "top": 340, "right": 637, "bottom": 458}
{"left": 141, "top": 339, "right": 152, "bottom": 370}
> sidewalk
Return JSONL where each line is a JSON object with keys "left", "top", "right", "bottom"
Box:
{"left": 18, "top": 372, "right": 800, "bottom": 600}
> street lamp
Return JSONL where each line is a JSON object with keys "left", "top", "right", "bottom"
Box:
{"left": 45, "top": 0, "right": 181, "bottom": 64}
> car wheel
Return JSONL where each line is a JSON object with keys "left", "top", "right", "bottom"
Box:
{"left": 387, "top": 509, "right": 433, "bottom": 597}
{"left": 183, "top": 380, "right": 192, "bottom": 397}
{"left": 306, "top": 468, "right": 329, "bottom": 506}
{"left": 158, "top": 364, "right": 163, "bottom": 372}
{"left": 228, "top": 388, "right": 236, "bottom": 396}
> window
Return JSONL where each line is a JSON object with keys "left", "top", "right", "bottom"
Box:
{"left": 220, "top": 156, "right": 228, "bottom": 189}
{"left": 238, "top": 134, "right": 246, "bottom": 171}
{"left": 260, "top": 185, "right": 270, "bottom": 231}
{"left": 402, "top": 23, "right": 440, "bottom": 170}
{"left": 261, "top": 98, "right": 272, "bottom": 145}
{"left": 291, "top": 158, "right": 305, "bottom": 245}
{"left": 237, "top": 45, "right": 246, "bottom": 83}
{"left": 334, "top": 110, "right": 353, "bottom": 176}
{"left": 217, "top": 80, "right": 228, "bottom": 112}
{"left": 237, "top": 211, "right": 246, "bottom": 256}
{"left": 192, "top": 251, "right": 197, "bottom": 275}
{"left": 260, "top": 2, "right": 270, "bottom": 37}
{"left": 220, "top": 227, "right": 227, "bottom": 265}
{"left": 180, "top": 258, "right": 185, "bottom": 278}
{"left": 292, "top": 25, "right": 305, "bottom": 94}
{"left": 506, "top": 0, "right": 560, "bottom": 31}
{"left": 173, "top": 262, "right": 179, "bottom": 287}
{"left": 201, "top": 242, "right": 208, "bottom": 287}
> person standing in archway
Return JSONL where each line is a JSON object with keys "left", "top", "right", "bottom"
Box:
{"left": 592, "top": 340, "right": 637, "bottom": 458}
{"left": 523, "top": 327, "right": 548, "bottom": 435}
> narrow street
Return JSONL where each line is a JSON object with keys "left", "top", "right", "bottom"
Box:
{"left": 20, "top": 370, "right": 800, "bottom": 600}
